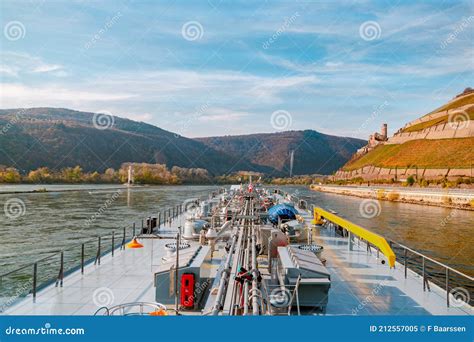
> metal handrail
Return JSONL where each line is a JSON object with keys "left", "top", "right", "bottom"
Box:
{"left": 308, "top": 201, "right": 473, "bottom": 309}
{"left": 386, "top": 238, "right": 473, "bottom": 308}
{"left": 314, "top": 207, "right": 473, "bottom": 282}
{"left": 105, "top": 302, "right": 167, "bottom": 316}
{"left": 0, "top": 253, "right": 58, "bottom": 278}
{"left": 0, "top": 202, "right": 189, "bottom": 279}
{"left": 388, "top": 240, "right": 474, "bottom": 281}
{"left": 325, "top": 217, "right": 473, "bottom": 308}
{"left": 0, "top": 200, "right": 198, "bottom": 308}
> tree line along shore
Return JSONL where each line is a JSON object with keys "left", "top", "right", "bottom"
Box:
{"left": 0, "top": 163, "right": 472, "bottom": 189}
{"left": 0, "top": 164, "right": 322, "bottom": 185}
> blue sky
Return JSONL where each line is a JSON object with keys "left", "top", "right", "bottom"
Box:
{"left": 0, "top": 0, "right": 473, "bottom": 139}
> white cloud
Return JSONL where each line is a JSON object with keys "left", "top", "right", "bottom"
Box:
{"left": 32, "top": 63, "right": 63, "bottom": 73}
{"left": 126, "top": 112, "right": 153, "bottom": 122}
{"left": 198, "top": 108, "right": 250, "bottom": 122}
{"left": 0, "top": 83, "right": 136, "bottom": 108}
{"left": 0, "top": 52, "right": 65, "bottom": 77}
{"left": 260, "top": 49, "right": 474, "bottom": 78}
{"left": 0, "top": 65, "right": 18, "bottom": 77}
{"left": 0, "top": 68, "right": 319, "bottom": 106}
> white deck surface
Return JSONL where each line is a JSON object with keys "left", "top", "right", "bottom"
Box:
{"left": 3, "top": 208, "right": 473, "bottom": 316}
{"left": 4, "top": 234, "right": 185, "bottom": 315}
{"left": 298, "top": 209, "right": 473, "bottom": 316}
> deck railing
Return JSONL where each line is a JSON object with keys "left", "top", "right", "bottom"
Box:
{"left": 0, "top": 202, "right": 186, "bottom": 313}
{"left": 313, "top": 206, "right": 474, "bottom": 309}
{"left": 281, "top": 189, "right": 473, "bottom": 309}
{"left": 386, "top": 239, "right": 474, "bottom": 308}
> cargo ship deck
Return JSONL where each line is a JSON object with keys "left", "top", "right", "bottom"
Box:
{"left": 2, "top": 187, "right": 472, "bottom": 316}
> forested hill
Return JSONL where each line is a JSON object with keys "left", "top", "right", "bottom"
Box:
{"left": 0, "top": 108, "right": 364, "bottom": 176}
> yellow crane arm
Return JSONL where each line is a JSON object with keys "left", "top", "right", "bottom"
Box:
{"left": 312, "top": 207, "right": 396, "bottom": 268}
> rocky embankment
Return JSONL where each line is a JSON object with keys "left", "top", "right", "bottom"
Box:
{"left": 310, "top": 184, "right": 474, "bottom": 211}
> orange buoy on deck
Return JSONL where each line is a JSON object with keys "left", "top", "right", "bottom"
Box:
{"left": 126, "top": 236, "right": 144, "bottom": 249}
{"left": 149, "top": 309, "right": 168, "bottom": 316}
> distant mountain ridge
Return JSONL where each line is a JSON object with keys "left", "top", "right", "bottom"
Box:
{"left": 196, "top": 130, "right": 366, "bottom": 175}
{"left": 0, "top": 108, "right": 365, "bottom": 176}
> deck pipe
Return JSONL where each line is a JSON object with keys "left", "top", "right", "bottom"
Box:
{"left": 251, "top": 205, "right": 259, "bottom": 315}
{"left": 210, "top": 225, "right": 240, "bottom": 315}
{"left": 211, "top": 199, "right": 248, "bottom": 315}
{"left": 243, "top": 228, "right": 250, "bottom": 315}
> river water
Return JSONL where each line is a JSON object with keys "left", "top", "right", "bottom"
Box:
{"left": 0, "top": 184, "right": 472, "bottom": 300}
{"left": 0, "top": 185, "right": 218, "bottom": 274}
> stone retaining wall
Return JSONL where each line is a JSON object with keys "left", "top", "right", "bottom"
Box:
{"left": 403, "top": 102, "right": 472, "bottom": 130}
{"left": 311, "top": 185, "right": 474, "bottom": 208}
{"left": 335, "top": 166, "right": 472, "bottom": 181}
{"left": 386, "top": 120, "right": 473, "bottom": 145}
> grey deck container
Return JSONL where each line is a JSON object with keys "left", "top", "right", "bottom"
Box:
{"left": 277, "top": 246, "right": 331, "bottom": 310}
{"left": 154, "top": 246, "right": 213, "bottom": 308}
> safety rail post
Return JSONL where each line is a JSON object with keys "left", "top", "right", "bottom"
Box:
{"left": 60, "top": 251, "right": 64, "bottom": 286}
{"left": 446, "top": 268, "right": 450, "bottom": 307}
{"left": 172, "top": 206, "right": 175, "bottom": 218}
{"left": 81, "top": 244, "right": 85, "bottom": 274}
{"left": 133, "top": 223, "right": 136, "bottom": 237}
{"left": 422, "top": 256, "right": 426, "bottom": 291}
{"left": 94, "top": 236, "right": 101, "bottom": 265}
{"left": 404, "top": 249, "right": 407, "bottom": 279}
{"left": 121, "top": 227, "right": 126, "bottom": 249}
{"left": 112, "top": 231, "right": 115, "bottom": 257}
{"left": 32, "top": 263, "right": 37, "bottom": 301}
{"left": 158, "top": 212, "right": 161, "bottom": 228}
{"left": 56, "top": 251, "right": 64, "bottom": 287}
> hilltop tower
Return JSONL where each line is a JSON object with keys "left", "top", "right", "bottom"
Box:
{"left": 381, "top": 123, "right": 387, "bottom": 140}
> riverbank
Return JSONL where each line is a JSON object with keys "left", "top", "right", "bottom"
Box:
{"left": 0, "top": 184, "right": 128, "bottom": 194}
{"left": 0, "top": 183, "right": 226, "bottom": 194}
{"left": 310, "top": 184, "right": 474, "bottom": 211}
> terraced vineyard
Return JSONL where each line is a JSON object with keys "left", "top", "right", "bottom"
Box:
{"left": 423, "top": 92, "right": 474, "bottom": 117}
{"left": 343, "top": 137, "right": 474, "bottom": 171}
{"left": 340, "top": 90, "right": 474, "bottom": 175}
{"left": 403, "top": 105, "right": 474, "bottom": 133}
